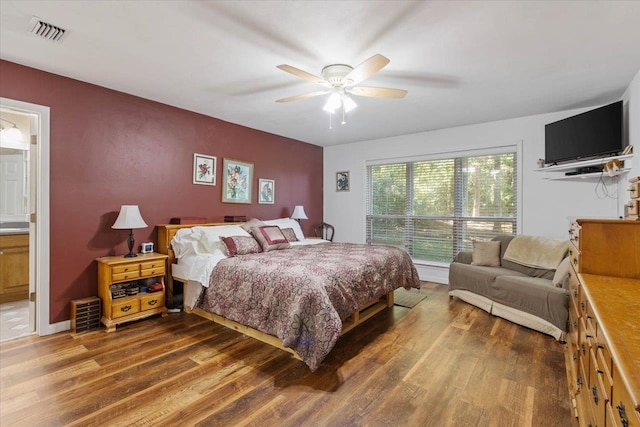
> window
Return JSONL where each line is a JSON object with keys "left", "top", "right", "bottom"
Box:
{"left": 366, "top": 150, "right": 517, "bottom": 263}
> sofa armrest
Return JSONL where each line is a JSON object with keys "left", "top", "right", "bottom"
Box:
{"left": 453, "top": 251, "right": 473, "bottom": 264}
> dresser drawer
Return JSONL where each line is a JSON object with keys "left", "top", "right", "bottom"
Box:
{"left": 112, "top": 298, "right": 140, "bottom": 319}
{"left": 141, "top": 293, "right": 164, "bottom": 311}
{"left": 569, "top": 245, "right": 580, "bottom": 272}
{"left": 568, "top": 303, "right": 579, "bottom": 351}
{"left": 612, "top": 368, "right": 640, "bottom": 427}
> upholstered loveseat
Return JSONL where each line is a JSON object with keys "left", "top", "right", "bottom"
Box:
{"left": 448, "top": 235, "right": 570, "bottom": 341}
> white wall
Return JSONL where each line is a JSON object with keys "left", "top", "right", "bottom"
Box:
{"left": 323, "top": 68, "right": 640, "bottom": 282}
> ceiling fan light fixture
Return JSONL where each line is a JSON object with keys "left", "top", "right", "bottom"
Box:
{"left": 323, "top": 92, "right": 341, "bottom": 113}
{"left": 342, "top": 95, "right": 357, "bottom": 113}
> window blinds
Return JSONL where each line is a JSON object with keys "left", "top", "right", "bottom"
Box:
{"left": 366, "top": 151, "right": 517, "bottom": 263}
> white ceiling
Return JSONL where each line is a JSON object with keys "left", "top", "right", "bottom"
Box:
{"left": 1, "top": 1, "right": 640, "bottom": 147}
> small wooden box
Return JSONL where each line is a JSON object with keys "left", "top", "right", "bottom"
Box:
{"left": 224, "top": 215, "right": 247, "bottom": 222}
{"left": 70, "top": 297, "right": 101, "bottom": 333}
{"left": 170, "top": 217, "right": 207, "bottom": 225}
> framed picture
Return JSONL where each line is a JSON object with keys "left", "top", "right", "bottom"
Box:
{"left": 222, "top": 158, "right": 253, "bottom": 204}
{"left": 336, "top": 171, "right": 350, "bottom": 192}
{"left": 258, "top": 178, "right": 275, "bottom": 204}
{"left": 193, "top": 153, "right": 216, "bottom": 186}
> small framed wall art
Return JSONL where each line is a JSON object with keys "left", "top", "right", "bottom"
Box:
{"left": 193, "top": 153, "right": 216, "bottom": 186}
{"left": 258, "top": 178, "right": 275, "bottom": 204}
{"left": 222, "top": 158, "right": 253, "bottom": 204}
{"left": 336, "top": 171, "right": 350, "bottom": 192}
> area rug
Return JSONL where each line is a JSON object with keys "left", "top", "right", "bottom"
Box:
{"left": 393, "top": 287, "right": 428, "bottom": 308}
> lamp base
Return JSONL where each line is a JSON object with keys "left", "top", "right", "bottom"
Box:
{"left": 124, "top": 229, "right": 137, "bottom": 258}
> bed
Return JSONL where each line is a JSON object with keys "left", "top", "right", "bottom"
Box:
{"left": 157, "top": 219, "right": 420, "bottom": 371}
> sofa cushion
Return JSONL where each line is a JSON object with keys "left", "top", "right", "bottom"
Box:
{"left": 492, "top": 276, "right": 569, "bottom": 330}
{"left": 491, "top": 235, "right": 555, "bottom": 280}
{"left": 471, "top": 240, "right": 501, "bottom": 266}
{"left": 448, "top": 262, "right": 529, "bottom": 298}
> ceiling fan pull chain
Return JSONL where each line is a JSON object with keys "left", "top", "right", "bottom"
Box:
{"left": 341, "top": 107, "right": 346, "bottom": 125}
{"left": 329, "top": 112, "right": 333, "bottom": 129}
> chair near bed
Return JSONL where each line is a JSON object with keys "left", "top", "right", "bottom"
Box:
{"left": 314, "top": 222, "right": 334, "bottom": 241}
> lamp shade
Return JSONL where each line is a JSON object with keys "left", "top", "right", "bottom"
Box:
{"left": 112, "top": 205, "right": 148, "bottom": 229}
{"left": 290, "top": 205, "right": 308, "bottom": 220}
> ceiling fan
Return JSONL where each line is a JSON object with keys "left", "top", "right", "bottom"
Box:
{"left": 275, "top": 54, "right": 407, "bottom": 121}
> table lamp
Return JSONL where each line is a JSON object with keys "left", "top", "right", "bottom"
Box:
{"left": 291, "top": 205, "right": 308, "bottom": 224}
{"left": 112, "top": 205, "right": 148, "bottom": 257}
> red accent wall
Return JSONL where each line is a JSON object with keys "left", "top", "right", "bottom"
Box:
{"left": 0, "top": 60, "right": 323, "bottom": 324}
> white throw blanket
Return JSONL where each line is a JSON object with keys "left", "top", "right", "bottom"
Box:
{"left": 503, "top": 235, "right": 569, "bottom": 270}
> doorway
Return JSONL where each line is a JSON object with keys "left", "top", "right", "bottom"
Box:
{"left": 0, "top": 97, "right": 50, "bottom": 341}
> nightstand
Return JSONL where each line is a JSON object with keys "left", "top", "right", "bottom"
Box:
{"left": 96, "top": 252, "right": 168, "bottom": 332}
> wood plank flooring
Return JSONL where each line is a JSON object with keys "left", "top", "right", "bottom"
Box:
{"left": 0, "top": 283, "right": 575, "bottom": 426}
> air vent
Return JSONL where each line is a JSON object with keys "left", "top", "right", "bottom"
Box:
{"left": 27, "top": 17, "right": 66, "bottom": 42}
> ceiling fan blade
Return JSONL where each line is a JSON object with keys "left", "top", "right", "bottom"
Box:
{"left": 276, "top": 90, "right": 330, "bottom": 103}
{"left": 277, "top": 64, "right": 330, "bottom": 87}
{"left": 349, "top": 86, "right": 408, "bottom": 99}
{"left": 343, "top": 54, "right": 390, "bottom": 85}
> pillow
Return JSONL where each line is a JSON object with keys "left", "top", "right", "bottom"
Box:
{"left": 171, "top": 228, "right": 207, "bottom": 258}
{"left": 471, "top": 240, "right": 501, "bottom": 267}
{"left": 281, "top": 227, "right": 298, "bottom": 242}
{"left": 241, "top": 218, "right": 266, "bottom": 234}
{"left": 250, "top": 225, "right": 291, "bottom": 252}
{"left": 190, "top": 225, "right": 250, "bottom": 255}
{"left": 263, "top": 218, "right": 305, "bottom": 241}
{"left": 221, "top": 235, "right": 263, "bottom": 256}
{"left": 552, "top": 257, "right": 571, "bottom": 287}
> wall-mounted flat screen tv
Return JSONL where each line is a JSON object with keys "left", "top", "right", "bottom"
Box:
{"left": 544, "top": 101, "right": 623, "bottom": 165}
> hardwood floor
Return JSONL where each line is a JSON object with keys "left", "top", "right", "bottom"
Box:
{"left": 0, "top": 283, "right": 575, "bottom": 426}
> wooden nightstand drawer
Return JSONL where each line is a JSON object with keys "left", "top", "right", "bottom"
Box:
{"left": 141, "top": 293, "right": 164, "bottom": 311}
{"left": 112, "top": 271, "right": 141, "bottom": 282}
{"left": 112, "top": 298, "right": 140, "bottom": 319}
{"left": 112, "top": 264, "right": 140, "bottom": 274}
{"left": 140, "top": 260, "right": 164, "bottom": 270}
{"left": 140, "top": 266, "right": 165, "bottom": 277}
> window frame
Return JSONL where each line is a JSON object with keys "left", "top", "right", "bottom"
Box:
{"left": 366, "top": 144, "right": 522, "bottom": 265}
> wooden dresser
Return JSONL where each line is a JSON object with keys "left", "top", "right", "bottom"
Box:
{"left": 566, "top": 218, "right": 640, "bottom": 427}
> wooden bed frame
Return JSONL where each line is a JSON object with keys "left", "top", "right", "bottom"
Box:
{"left": 156, "top": 223, "right": 394, "bottom": 361}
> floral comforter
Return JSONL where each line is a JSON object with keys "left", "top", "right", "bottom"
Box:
{"left": 195, "top": 242, "right": 420, "bottom": 371}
